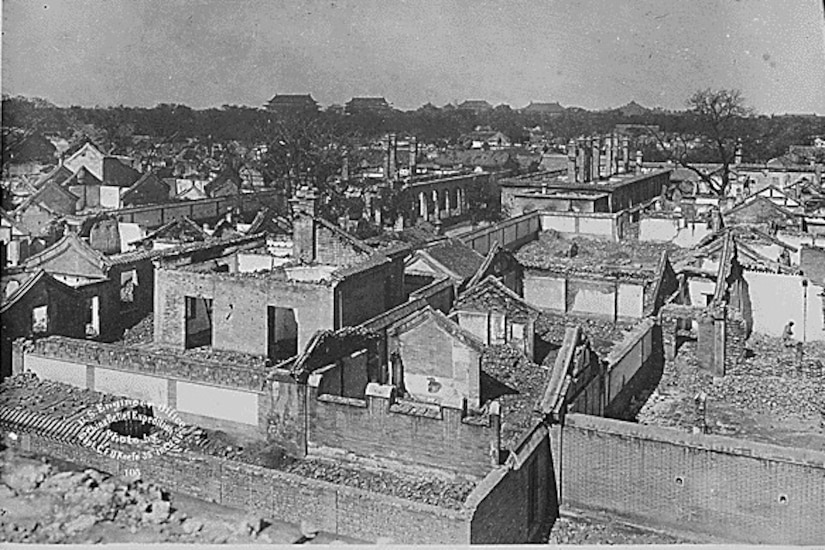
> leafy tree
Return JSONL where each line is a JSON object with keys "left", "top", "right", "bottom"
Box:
{"left": 648, "top": 89, "right": 753, "bottom": 195}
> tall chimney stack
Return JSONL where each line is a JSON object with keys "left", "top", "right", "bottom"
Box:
{"left": 577, "top": 138, "right": 587, "bottom": 183}
{"left": 604, "top": 136, "right": 613, "bottom": 178}
{"left": 567, "top": 139, "right": 577, "bottom": 181}
{"left": 389, "top": 134, "right": 398, "bottom": 180}
{"left": 342, "top": 151, "right": 350, "bottom": 181}
{"left": 591, "top": 137, "right": 601, "bottom": 181}
{"left": 621, "top": 136, "right": 630, "bottom": 173}
{"left": 409, "top": 137, "right": 418, "bottom": 178}
{"left": 289, "top": 186, "right": 319, "bottom": 263}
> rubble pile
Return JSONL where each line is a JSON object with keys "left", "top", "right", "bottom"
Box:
{"left": 280, "top": 458, "right": 476, "bottom": 510}
{"left": 119, "top": 314, "right": 154, "bottom": 346}
{"left": 547, "top": 515, "right": 690, "bottom": 545}
{"left": 715, "top": 335, "right": 825, "bottom": 418}
{"left": 516, "top": 231, "right": 684, "bottom": 272}
{"left": 536, "top": 312, "right": 634, "bottom": 355}
{"left": 638, "top": 337, "right": 825, "bottom": 441}
{"left": 482, "top": 345, "right": 550, "bottom": 447}
{"left": 0, "top": 454, "right": 178, "bottom": 543}
{"left": 1, "top": 373, "right": 119, "bottom": 421}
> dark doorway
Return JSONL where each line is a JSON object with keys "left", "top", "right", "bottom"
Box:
{"left": 267, "top": 306, "right": 298, "bottom": 361}
{"left": 185, "top": 296, "right": 213, "bottom": 348}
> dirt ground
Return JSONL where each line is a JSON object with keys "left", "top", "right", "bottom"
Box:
{"left": 546, "top": 513, "right": 695, "bottom": 545}
{"left": 0, "top": 447, "right": 362, "bottom": 544}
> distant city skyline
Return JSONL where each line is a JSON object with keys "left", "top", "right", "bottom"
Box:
{"left": 3, "top": 0, "right": 825, "bottom": 115}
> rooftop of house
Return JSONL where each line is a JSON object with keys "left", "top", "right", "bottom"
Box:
{"left": 480, "top": 345, "right": 551, "bottom": 449}
{"left": 419, "top": 238, "right": 485, "bottom": 280}
{"left": 515, "top": 231, "right": 686, "bottom": 278}
{"left": 501, "top": 168, "right": 671, "bottom": 190}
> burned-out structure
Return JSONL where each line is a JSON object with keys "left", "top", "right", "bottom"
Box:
{"left": 153, "top": 188, "right": 407, "bottom": 360}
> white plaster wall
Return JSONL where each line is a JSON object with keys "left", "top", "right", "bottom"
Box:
{"left": 237, "top": 253, "right": 290, "bottom": 273}
{"left": 578, "top": 217, "right": 613, "bottom": 236}
{"left": 750, "top": 244, "right": 784, "bottom": 265}
{"left": 744, "top": 272, "right": 825, "bottom": 341}
{"left": 25, "top": 356, "right": 86, "bottom": 388}
{"left": 688, "top": 279, "right": 716, "bottom": 306}
{"left": 639, "top": 218, "right": 678, "bottom": 242}
{"left": 524, "top": 276, "right": 565, "bottom": 310}
{"left": 540, "top": 214, "right": 577, "bottom": 233}
{"left": 617, "top": 283, "right": 644, "bottom": 318}
{"left": 458, "top": 311, "right": 489, "bottom": 345}
{"left": 570, "top": 283, "right": 615, "bottom": 317}
{"left": 94, "top": 367, "right": 168, "bottom": 406}
{"left": 176, "top": 382, "right": 260, "bottom": 425}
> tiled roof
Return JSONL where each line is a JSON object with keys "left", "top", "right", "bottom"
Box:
{"left": 109, "top": 233, "right": 264, "bottom": 266}
{"left": 421, "top": 238, "right": 485, "bottom": 280}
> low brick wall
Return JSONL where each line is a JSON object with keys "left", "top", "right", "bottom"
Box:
{"left": 560, "top": 413, "right": 825, "bottom": 544}
{"left": 17, "top": 336, "right": 266, "bottom": 391}
{"left": 3, "top": 424, "right": 470, "bottom": 544}
{"left": 307, "top": 380, "right": 501, "bottom": 478}
{"left": 14, "top": 339, "right": 270, "bottom": 440}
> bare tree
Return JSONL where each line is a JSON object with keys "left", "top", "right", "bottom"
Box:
{"left": 648, "top": 88, "right": 753, "bottom": 196}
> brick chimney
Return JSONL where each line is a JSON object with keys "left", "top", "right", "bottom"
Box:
{"left": 409, "top": 137, "right": 418, "bottom": 177}
{"left": 341, "top": 151, "right": 350, "bottom": 181}
{"left": 621, "top": 136, "right": 630, "bottom": 173}
{"left": 567, "top": 139, "right": 577, "bottom": 181}
{"left": 604, "top": 136, "right": 613, "bottom": 178}
{"left": 289, "top": 186, "right": 319, "bottom": 263}
{"left": 591, "top": 137, "right": 601, "bottom": 181}
{"left": 385, "top": 134, "right": 398, "bottom": 180}
{"left": 576, "top": 138, "right": 587, "bottom": 183}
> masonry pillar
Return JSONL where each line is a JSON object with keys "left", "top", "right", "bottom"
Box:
{"left": 456, "top": 187, "right": 464, "bottom": 215}
{"left": 445, "top": 186, "right": 452, "bottom": 216}
{"left": 388, "top": 133, "right": 398, "bottom": 180}
{"left": 635, "top": 150, "right": 643, "bottom": 174}
{"left": 621, "top": 136, "right": 630, "bottom": 173}
{"left": 567, "top": 140, "right": 577, "bottom": 181}
{"left": 612, "top": 133, "right": 620, "bottom": 175}
{"left": 432, "top": 189, "right": 440, "bottom": 220}
{"left": 583, "top": 138, "right": 592, "bottom": 182}
{"left": 576, "top": 138, "right": 587, "bottom": 183}
{"left": 409, "top": 136, "right": 418, "bottom": 178}
{"left": 591, "top": 137, "right": 601, "bottom": 181}
{"left": 604, "top": 136, "right": 613, "bottom": 179}
{"left": 419, "top": 191, "right": 427, "bottom": 221}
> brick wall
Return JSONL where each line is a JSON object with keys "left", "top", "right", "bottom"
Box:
{"left": 460, "top": 211, "right": 541, "bottom": 255}
{"left": 15, "top": 338, "right": 270, "bottom": 440}
{"left": 7, "top": 432, "right": 468, "bottom": 544}
{"left": 467, "top": 422, "right": 557, "bottom": 543}
{"left": 336, "top": 267, "right": 394, "bottom": 328}
{"left": 315, "top": 223, "right": 367, "bottom": 266}
{"left": 560, "top": 413, "right": 825, "bottom": 544}
{"left": 306, "top": 380, "right": 500, "bottom": 478}
{"left": 113, "top": 189, "right": 284, "bottom": 229}
{"left": 154, "top": 267, "right": 335, "bottom": 355}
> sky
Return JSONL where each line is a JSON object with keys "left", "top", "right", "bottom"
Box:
{"left": 2, "top": 0, "right": 825, "bottom": 114}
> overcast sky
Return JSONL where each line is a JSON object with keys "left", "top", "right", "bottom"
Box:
{"left": 3, "top": 0, "right": 825, "bottom": 114}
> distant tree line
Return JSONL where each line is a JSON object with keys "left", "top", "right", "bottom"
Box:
{"left": 3, "top": 94, "right": 823, "bottom": 164}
